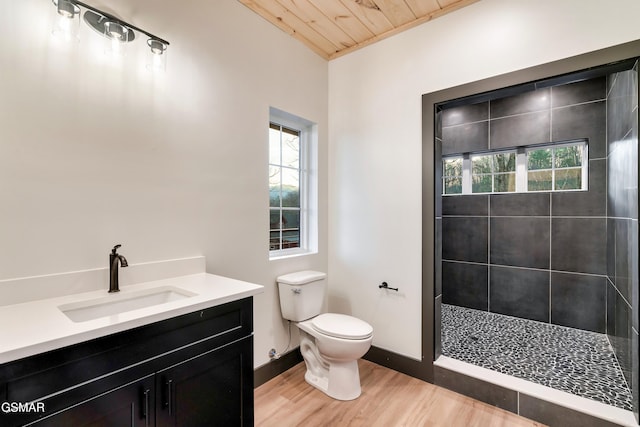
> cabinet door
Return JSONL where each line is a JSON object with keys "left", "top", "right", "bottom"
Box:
{"left": 156, "top": 336, "right": 253, "bottom": 427}
{"left": 31, "top": 375, "right": 155, "bottom": 427}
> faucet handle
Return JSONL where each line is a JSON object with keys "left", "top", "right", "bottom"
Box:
{"left": 111, "top": 244, "right": 122, "bottom": 255}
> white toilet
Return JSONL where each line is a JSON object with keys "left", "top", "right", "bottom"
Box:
{"left": 277, "top": 270, "right": 373, "bottom": 400}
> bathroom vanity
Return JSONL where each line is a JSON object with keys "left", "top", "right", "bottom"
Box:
{"left": 0, "top": 264, "right": 263, "bottom": 427}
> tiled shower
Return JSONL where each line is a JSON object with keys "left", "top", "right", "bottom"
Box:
{"left": 441, "top": 76, "right": 608, "bottom": 331}
{"left": 434, "top": 59, "right": 639, "bottom": 416}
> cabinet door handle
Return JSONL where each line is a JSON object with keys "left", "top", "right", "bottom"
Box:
{"left": 142, "top": 388, "right": 151, "bottom": 427}
{"left": 164, "top": 379, "right": 173, "bottom": 415}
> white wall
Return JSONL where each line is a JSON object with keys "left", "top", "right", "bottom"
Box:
{"left": 328, "top": 0, "right": 640, "bottom": 360}
{"left": 5, "top": 0, "right": 640, "bottom": 372}
{"left": 0, "top": 0, "right": 328, "bottom": 368}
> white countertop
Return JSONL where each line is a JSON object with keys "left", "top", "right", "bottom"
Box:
{"left": 0, "top": 273, "right": 263, "bottom": 364}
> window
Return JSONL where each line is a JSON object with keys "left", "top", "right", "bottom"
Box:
{"left": 443, "top": 141, "right": 587, "bottom": 195}
{"left": 269, "top": 123, "right": 301, "bottom": 251}
{"left": 443, "top": 157, "right": 463, "bottom": 195}
{"left": 527, "top": 142, "right": 586, "bottom": 191}
{"left": 268, "top": 107, "right": 318, "bottom": 258}
{"left": 471, "top": 151, "right": 516, "bottom": 193}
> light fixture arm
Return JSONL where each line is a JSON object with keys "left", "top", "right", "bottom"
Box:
{"left": 71, "top": 0, "right": 170, "bottom": 47}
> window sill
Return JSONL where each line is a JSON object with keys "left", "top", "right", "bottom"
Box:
{"left": 443, "top": 188, "right": 588, "bottom": 196}
{"left": 269, "top": 248, "right": 317, "bottom": 261}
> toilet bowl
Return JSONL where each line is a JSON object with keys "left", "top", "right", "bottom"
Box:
{"left": 297, "top": 313, "right": 373, "bottom": 400}
{"left": 276, "top": 271, "right": 373, "bottom": 401}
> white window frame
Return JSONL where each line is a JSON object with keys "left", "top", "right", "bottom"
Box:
{"left": 442, "top": 140, "right": 588, "bottom": 196}
{"left": 442, "top": 155, "right": 464, "bottom": 195}
{"left": 525, "top": 141, "right": 588, "bottom": 192}
{"left": 470, "top": 150, "right": 517, "bottom": 194}
{"left": 269, "top": 107, "right": 318, "bottom": 260}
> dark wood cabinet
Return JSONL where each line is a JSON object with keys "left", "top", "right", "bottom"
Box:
{"left": 0, "top": 298, "right": 254, "bottom": 427}
{"left": 156, "top": 337, "right": 252, "bottom": 427}
{"left": 31, "top": 375, "right": 155, "bottom": 427}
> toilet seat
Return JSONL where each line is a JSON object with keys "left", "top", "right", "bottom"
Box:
{"left": 311, "top": 313, "right": 373, "bottom": 340}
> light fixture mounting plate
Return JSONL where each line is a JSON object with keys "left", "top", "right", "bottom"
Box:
{"left": 83, "top": 10, "right": 135, "bottom": 42}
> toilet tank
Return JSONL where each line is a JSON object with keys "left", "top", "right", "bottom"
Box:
{"left": 277, "top": 271, "right": 327, "bottom": 321}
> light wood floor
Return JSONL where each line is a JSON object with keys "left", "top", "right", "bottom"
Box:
{"left": 255, "top": 359, "right": 546, "bottom": 427}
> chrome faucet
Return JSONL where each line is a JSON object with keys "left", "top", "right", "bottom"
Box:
{"left": 109, "top": 244, "right": 128, "bottom": 293}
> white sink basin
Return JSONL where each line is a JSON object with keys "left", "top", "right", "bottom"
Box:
{"left": 59, "top": 286, "right": 197, "bottom": 323}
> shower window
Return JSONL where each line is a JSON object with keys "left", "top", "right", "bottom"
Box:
{"left": 527, "top": 142, "right": 587, "bottom": 191}
{"left": 471, "top": 151, "right": 516, "bottom": 193}
{"left": 443, "top": 140, "right": 587, "bottom": 196}
{"left": 443, "top": 156, "right": 463, "bottom": 194}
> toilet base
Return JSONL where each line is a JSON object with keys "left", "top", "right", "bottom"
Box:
{"left": 297, "top": 323, "right": 368, "bottom": 401}
{"left": 303, "top": 359, "right": 362, "bottom": 401}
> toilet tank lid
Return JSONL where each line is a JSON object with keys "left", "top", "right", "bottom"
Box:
{"left": 277, "top": 270, "right": 326, "bottom": 285}
{"left": 312, "top": 313, "right": 373, "bottom": 340}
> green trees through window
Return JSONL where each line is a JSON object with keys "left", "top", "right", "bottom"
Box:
{"left": 443, "top": 141, "right": 586, "bottom": 196}
{"left": 471, "top": 152, "right": 516, "bottom": 193}
{"left": 527, "top": 144, "right": 583, "bottom": 191}
{"left": 443, "top": 157, "right": 463, "bottom": 194}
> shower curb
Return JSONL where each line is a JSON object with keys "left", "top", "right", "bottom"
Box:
{"left": 434, "top": 356, "right": 636, "bottom": 427}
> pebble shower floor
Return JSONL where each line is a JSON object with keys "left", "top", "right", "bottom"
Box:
{"left": 441, "top": 304, "right": 633, "bottom": 410}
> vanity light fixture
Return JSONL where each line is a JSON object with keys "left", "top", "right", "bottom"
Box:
{"left": 51, "top": 0, "right": 170, "bottom": 68}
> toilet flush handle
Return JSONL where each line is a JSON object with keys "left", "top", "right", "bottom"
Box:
{"left": 292, "top": 288, "right": 301, "bottom": 294}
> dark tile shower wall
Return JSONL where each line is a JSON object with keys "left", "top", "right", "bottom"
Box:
{"left": 439, "top": 77, "right": 609, "bottom": 333}
{"left": 606, "top": 62, "right": 639, "bottom": 416}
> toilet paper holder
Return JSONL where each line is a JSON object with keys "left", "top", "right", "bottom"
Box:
{"left": 379, "top": 282, "right": 398, "bottom": 291}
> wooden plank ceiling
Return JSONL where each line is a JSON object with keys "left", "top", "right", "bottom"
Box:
{"left": 238, "top": 0, "right": 479, "bottom": 60}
